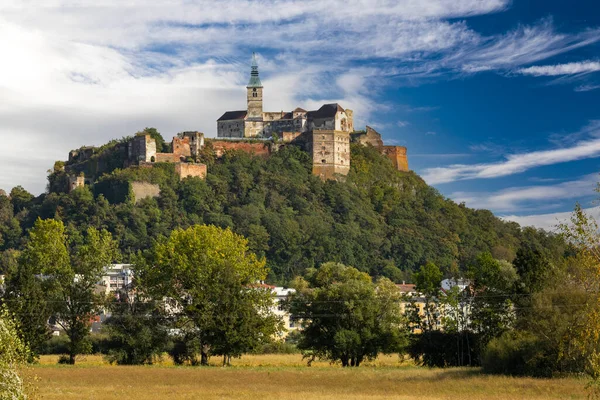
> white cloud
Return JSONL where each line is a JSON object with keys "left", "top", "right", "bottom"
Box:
{"left": 450, "top": 174, "right": 598, "bottom": 213}
{"left": 575, "top": 84, "right": 600, "bottom": 92}
{"left": 396, "top": 120, "right": 410, "bottom": 127}
{"left": 502, "top": 206, "right": 600, "bottom": 232}
{"left": 517, "top": 61, "right": 600, "bottom": 76}
{"left": 423, "top": 121, "right": 600, "bottom": 185}
{"left": 445, "top": 19, "right": 600, "bottom": 73}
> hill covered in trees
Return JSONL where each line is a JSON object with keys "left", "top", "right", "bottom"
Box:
{"left": 0, "top": 133, "right": 564, "bottom": 283}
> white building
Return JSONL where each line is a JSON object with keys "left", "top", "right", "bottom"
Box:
{"left": 98, "top": 264, "right": 134, "bottom": 296}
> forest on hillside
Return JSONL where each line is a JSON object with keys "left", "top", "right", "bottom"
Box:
{"left": 0, "top": 135, "right": 565, "bottom": 283}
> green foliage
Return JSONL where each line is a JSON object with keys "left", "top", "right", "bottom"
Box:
{"left": 9, "top": 186, "right": 34, "bottom": 214}
{"left": 137, "top": 225, "right": 282, "bottom": 365}
{"left": 0, "top": 305, "right": 31, "bottom": 400}
{"left": 103, "top": 292, "right": 168, "bottom": 365}
{"left": 8, "top": 142, "right": 564, "bottom": 283}
{"left": 138, "top": 127, "right": 167, "bottom": 152}
{"left": 482, "top": 330, "right": 555, "bottom": 377}
{"left": 288, "top": 262, "right": 407, "bottom": 367}
{"left": 9, "top": 219, "right": 119, "bottom": 365}
{"left": 468, "top": 252, "right": 516, "bottom": 347}
{"left": 408, "top": 331, "right": 481, "bottom": 368}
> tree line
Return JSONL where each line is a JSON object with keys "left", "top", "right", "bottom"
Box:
{"left": 0, "top": 132, "right": 566, "bottom": 284}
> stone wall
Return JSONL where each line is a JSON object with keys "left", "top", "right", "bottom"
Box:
{"left": 68, "top": 147, "right": 94, "bottom": 163}
{"left": 130, "top": 181, "right": 161, "bottom": 203}
{"left": 182, "top": 131, "right": 204, "bottom": 155}
{"left": 244, "top": 119, "right": 265, "bottom": 138}
{"left": 155, "top": 153, "right": 182, "bottom": 163}
{"left": 68, "top": 175, "right": 85, "bottom": 192}
{"left": 310, "top": 130, "right": 351, "bottom": 180}
{"left": 175, "top": 163, "right": 207, "bottom": 180}
{"left": 210, "top": 140, "right": 271, "bottom": 158}
{"left": 128, "top": 135, "right": 156, "bottom": 163}
{"left": 218, "top": 120, "right": 245, "bottom": 138}
{"left": 383, "top": 146, "right": 409, "bottom": 172}
{"left": 172, "top": 137, "right": 191, "bottom": 158}
{"left": 282, "top": 131, "right": 304, "bottom": 143}
{"left": 352, "top": 126, "right": 384, "bottom": 150}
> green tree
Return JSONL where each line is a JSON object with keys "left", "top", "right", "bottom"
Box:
{"left": 138, "top": 127, "right": 167, "bottom": 152}
{"left": 468, "top": 252, "right": 517, "bottom": 348}
{"left": 16, "top": 218, "right": 119, "bottom": 364}
{"left": 0, "top": 305, "right": 31, "bottom": 400}
{"left": 103, "top": 290, "right": 168, "bottom": 365}
{"left": 288, "top": 262, "right": 407, "bottom": 367}
{"left": 412, "top": 262, "right": 443, "bottom": 332}
{"left": 9, "top": 186, "right": 34, "bottom": 215}
{"left": 49, "top": 225, "right": 119, "bottom": 364}
{"left": 136, "top": 225, "right": 281, "bottom": 366}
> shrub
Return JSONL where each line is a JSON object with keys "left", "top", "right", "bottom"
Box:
{"left": 481, "top": 330, "right": 556, "bottom": 377}
{"left": 40, "top": 335, "right": 70, "bottom": 354}
{"left": 251, "top": 341, "right": 298, "bottom": 354}
{"left": 408, "top": 331, "right": 481, "bottom": 367}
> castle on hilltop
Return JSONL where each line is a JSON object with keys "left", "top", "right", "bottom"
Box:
{"left": 217, "top": 53, "right": 408, "bottom": 179}
{"left": 62, "top": 54, "right": 409, "bottom": 200}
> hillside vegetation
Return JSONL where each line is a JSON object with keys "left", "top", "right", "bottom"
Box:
{"left": 0, "top": 139, "right": 563, "bottom": 283}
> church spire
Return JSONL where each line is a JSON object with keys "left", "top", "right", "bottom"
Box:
{"left": 247, "top": 52, "right": 263, "bottom": 88}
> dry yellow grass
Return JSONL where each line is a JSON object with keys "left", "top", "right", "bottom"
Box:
{"left": 29, "top": 354, "right": 586, "bottom": 400}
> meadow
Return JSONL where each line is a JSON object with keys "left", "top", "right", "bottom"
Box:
{"left": 28, "top": 354, "right": 586, "bottom": 400}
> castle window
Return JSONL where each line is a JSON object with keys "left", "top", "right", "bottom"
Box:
{"left": 322, "top": 159, "right": 326, "bottom": 164}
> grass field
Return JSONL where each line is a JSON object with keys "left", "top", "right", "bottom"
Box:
{"left": 28, "top": 354, "right": 586, "bottom": 400}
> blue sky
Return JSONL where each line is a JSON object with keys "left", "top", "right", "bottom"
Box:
{"left": 1, "top": 0, "right": 599, "bottom": 230}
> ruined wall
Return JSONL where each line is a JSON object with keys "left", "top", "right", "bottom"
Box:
{"left": 383, "top": 146, "right": 409, "bottom": 172}
{"left": 310, "top": 130, "right": 351, "bottom": 180}
{"left": 175, "top": 163, "right": 207, "bottom": 180}
{"left": 218, "top": 120, "right": 245, "bottom": 138}
{"left": 345, "top": 109, "right": 354, "bottom": 132}
{"left": 68, "top": 147, "right": 94, "bottom": 163}
{"left": 210, "top": 140, "right": 271, "bottom": 158}
{"left": 128, "top": 135, "right": 156, "bottom": 163}
{"left": 353, "top": 126, "right": 384, "bottom": 150}
{"left": 155, "top": 153, "right": 182, "bottom": 163}
{"left": 68, "top": 175, "right": 85, "bottom": 192}
{"left": 131, "top": 181, "right": 161, "bottom": 203}
{"left": 172, "top": 137, "right": 191, "bottom": 158}
{"left": 182, "top": 131, "right": 204, "bottom": 155}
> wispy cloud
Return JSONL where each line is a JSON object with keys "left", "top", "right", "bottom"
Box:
{"left": 575, "top": 84, "right": 600, "bottom": 92}
{"left": 450, "top": 174, "right": 598, "bottom": 213}
{"left": 502, "top": 206, "right": 600, "bottom": 231}
{"left": 423, "top": 121, "right": 600, "bottom": 185}
{"left": 517, "top": 61, "right": 600, "bottom": 76}
{"left": 396, "top": 120, "right": 410, "bottom": 127}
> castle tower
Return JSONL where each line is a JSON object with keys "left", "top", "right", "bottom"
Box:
{"left": 246, "top": 52, "right": 263, "bottom": 120}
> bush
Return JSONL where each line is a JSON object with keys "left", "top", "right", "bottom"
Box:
{"left": 408, "top": 331, "right": 481, "bottom": 367}
{"left": 481, "top": 330, "right": 556, "bottom": 377}
{"left": 167, "top": 334, "right": 202, "bottom": 366}
{"left": 251, "top": 341, "right": 298, "bottom": 354}
{"left": 40, "top": 335, "right": 70, "bottom": 354}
